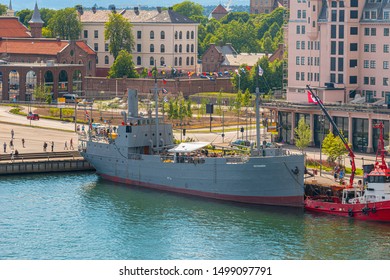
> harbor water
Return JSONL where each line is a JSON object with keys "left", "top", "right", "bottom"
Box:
{"left": 1, "top": 172, "right": 390, "bottom": 260}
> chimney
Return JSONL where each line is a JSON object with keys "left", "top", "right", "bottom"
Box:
{"left": 157, "top": 6, "right": 162, "bottom": 13}
{"left": 134, "top": 7, "right": 139, "bottom": 15}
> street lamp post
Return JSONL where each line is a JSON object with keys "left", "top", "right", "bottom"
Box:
{"left": 319, "top": 115, "right": 325, "bottom": 176}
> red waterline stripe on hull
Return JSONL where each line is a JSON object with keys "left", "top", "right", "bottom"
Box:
{"left": 100, "top": 173, "right": 304, "bottom": 208}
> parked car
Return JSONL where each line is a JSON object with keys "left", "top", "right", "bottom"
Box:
{"left": 27, "top": 113, "right": 39, "bottom": 120}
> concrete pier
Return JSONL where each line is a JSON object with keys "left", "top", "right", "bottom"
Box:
{"left": 0, "top": 158, "right": 95, "bottom": 175}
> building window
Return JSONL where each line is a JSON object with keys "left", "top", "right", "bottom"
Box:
{"left": 186, "top": 44, "right": 189, "bottom": 52}
{"left": 339, "top": 25, "right": 344, "bottom": 38}
{"left": 296, "top": 41, "right": 301, "bottom": 49}
{"left": 370, "top": 60, "right": 376, "bottom": 69}
{"left": 371, "top": 28, "right": 376, "bottom": 36}
{"left": 364, "top": 77, "right": 369, "bottom": 85}
{"left": 94, "top": 43, "right": 98, "bottom": 51}
{"left": 150, "top": 31, "right": 154, "bottom": 39}
{"left": 385, "top": 28, "right": 390, "bottom": 36}
{"left": 351, "top": 0, "right": 358, "bottom": 7}
{"left": 364, "top": 44, "right": 369, "bottom": 52}
{"left": 175, "top": 44, "right": 178, "bottom": 53}
{"left": 186, "top": 31, "right": 190, "bottom": 39}
{"left": 302, "top": 26, "right": 306, "bottom": 34}
{"left": 330, "top": 57, "right": 336, "bottom": 71}
{"left": 331, "top": 41, "right": 336, "bottom": 54}
{"left": 175, "top": 31, "right": 178, "bottom": 39}
{"left": 137, "top": 31, "right": 142, "bottom": 39}
{"left": 339, "top": 10, "right": 345, "bottom": 22}
{"left": 330, "top": 73, "right": 336, "bottom": 83}
{"left": 160, "top": 44, "right": 165, "bottom": 53}
{"left": 331, "top": 10, "right": 337, "bottom": 22}
{"left": 161, "top": 31, "right": 165, "bottom": 40}
{"left": 370, "top": 77, "right": 376, "bottom": 85}
{"left": 350, "top": 76, "right": 357, "bottom": 84}
{"left": 350, "top": 27, "right": 358, "bottom": 35}
{"left": 384, "top": 44, "right": 389, "bottom": 53}
{"left": 179, "top": 45, "right": 182, "bottom": 53}
{"left": 150, "top": 44, "right": 154, "bottom": 52}
{"left": 384, "top": 77, "right": 389, "bottom": 86}
{"left": 83, "top": 30, "right": 88, "bottom": 38}
{"left": 191, "top": 31, "right": 194, "bottom": 39}
{"left": 338, "top": 74, "right": 344, "bottom": 84}
{"left": 331, "top": 25, "right": 336, "bottom": 38}
{"left": 298, "top": 10, "right": 302, "bottom": 19}
{"left": 364, "top": 28, "right": 370, "bottom": 36}
{"left": 350, "top": 43, "right": 358, "bottom": 51}
{"left": 150, "top": 57, "right": 155, "bottom": 66}
{"left": 179, "top": 31, "right": 182, "bottom": 39}
{"left": 296, "top": 72, "right": 300, "bottom": 80}
{"left": 191, "top": 57, "right": 194, "bottom": 65}
{"left": 301, "top": 57, "right": 305, "bottom": 65}
{"left": 301, "top": 41, "right": 305, "bottom": 50}
{"left": 105, "top": 43, "right": 109, "bottom": 52}
{"left": 296, "top": 56, "right": 300, "bottom": 65}
{"left": 296, "top": 26, "right": 300, "bottom": 34}
{"left": 137, "top": 56, "right": 141, "bottom": 65}
{"left": 94, "top": 30, "right": 98, "bottom": 38}
{"left": 384, "top": 61, "right": 389, "bottom": 69}
{"left": 384, "top": 11, "right": 390, "bottom": 20}
{"left": 160, "top": 57, "right": 165, "bottom": 67}
{"left": 301, "top": 72, "right": 305, "bottom": 81}
{"left": 191, "top": 44, "right": 194, "bottom": 52}
{"left": 175, "top": 57, "right": 178, "bottom": 66}
{"left": 179, "top": 57, "right": 182, "bottom": 66}
{"left": 350, "top": 10, "right": 358, "bottom": 19}
{"left": 338, "top": 41, "right": 344, "bottom": 55}
{"left": 186, "top": 57, "right": 189, "bottom": 66}
{"left": 104, "top": 56, "right": 109, "bottom": 64}
{"left": 371, "top": 44, "right": 376, "bottom": 52}
{"left": 364, "top": 60, "right": 369, "bottom": 68}
{"left": 137, "top": 44, "right": 141, "bottom": 52}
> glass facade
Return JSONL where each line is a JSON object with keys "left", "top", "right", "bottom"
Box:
{"left": 278, "top": 112, "right": 292, "bottom": 143}
{"left": 352, "top": 118, "right": 368, "bottom": 152}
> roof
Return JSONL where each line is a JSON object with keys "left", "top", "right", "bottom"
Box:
{"left": 222, "top": 53, "right": 267, "bottom": 67}
{"left": 80, "top": 9, "right": 196, "bottom": 24}
{"left": 0, "top": 39, "right": 94, "bottom": 56}
{"left": 215, "top": 44, "right": 237, "bottom": 55}
{"left": 0, "top": 17, "right": 31, "bottom": 38}
{"left": 29, "top": 2, "right": 44, "bottom": 24}
{"left": 212, "top": 4, "right": 228, "bottom": 15}
{"left": 168, "top": 142, "right": 210, "bottom": 153}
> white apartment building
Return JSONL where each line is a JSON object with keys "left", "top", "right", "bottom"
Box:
{"left": 287, "top": 0, "right": 390, "bottom": 105}
{"left": 79, "top": 7, "right": 198, "bottom": 76}
{"left": 264, "top": 0, "right": 390, "bottom": 153}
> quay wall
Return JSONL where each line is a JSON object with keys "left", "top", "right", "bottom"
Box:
{"left": 0, "top": 159, "right": 95, "bottom": 175}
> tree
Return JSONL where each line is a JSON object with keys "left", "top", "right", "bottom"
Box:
{"left": 16, "top": 9, "right": 33, "bottom": 27}
{"left": 294, "top": 118, "right": 311, "bottom": 154}
{"left": 104, "top": 12, "right": 134, "bottom": 59}
{"left": 33, "top": 85, "right": 50, "bottom": 103}
{"left": 172, "top": 1, "right": 203, "bottom": 19}
{"left": 47, "top": 8, "right": 81, "bottom": 40}
{"left": 322, "top": 131, "right": 349, "bottom": 163}
{"left": 108, "top": 50, "right": 139, "bottom": 78}
{"left": 0, "top": 4, "right": 7, "bottom": 16}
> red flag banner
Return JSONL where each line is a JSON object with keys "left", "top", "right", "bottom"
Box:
{"left": 163, "top": 79, "right": 167, "bottom": 85}
{"left": 307, "top": 91, "right": 318, "bottom": 104}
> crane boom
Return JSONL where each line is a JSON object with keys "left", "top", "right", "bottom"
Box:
{"left": 306, "top": 85, "right": 356, "bottom": 187}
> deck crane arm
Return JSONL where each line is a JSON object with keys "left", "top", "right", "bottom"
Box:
{"left": 306, "top": 85, "right": 356, "bottom": 187}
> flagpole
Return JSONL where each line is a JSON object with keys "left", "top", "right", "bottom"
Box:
{"left": 154, "top": 61, "right": 159, "bottom": 154}
{"left": 255, "top": 65, "right": 262, "bottom": 152}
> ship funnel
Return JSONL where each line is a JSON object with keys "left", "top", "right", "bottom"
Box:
{"left": 127, "top": 89, "right": 138, "bottom": 118}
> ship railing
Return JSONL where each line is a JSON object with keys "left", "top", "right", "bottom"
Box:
{"left": 225, "top": 156, "right": 249, "bottom": 164}
{"left": 160, "top": 154, "right": 206, "bottom": 164}
{"left": 128, "top": 153, "right": 142, "bottom": 160}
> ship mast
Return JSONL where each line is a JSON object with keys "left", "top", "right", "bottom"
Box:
{"left": 306, "top": 85, "right": 356, "bottom": 186}
{"left": 374, "top": 122, "right": 388, "bottom": 170}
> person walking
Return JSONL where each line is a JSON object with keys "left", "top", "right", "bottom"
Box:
{"left": 22, "top": 138, "right": 25, "bottom": 148}
{"left": 70, "top": 138, "right": 74, "bottom": 150}
{"left": 43, "top": 142, "right": 47, "bottom": 152}
{"left": 64, "top": 141, "right": 68, "bottom": 150}
{"left": 3, "top": 142, "right": 7, "bottom": 153}
{"left": 11, "top": 129, "right": 14, "bottom": 139}
{"left": 11, "top": 150, "right": 14, "bottom": 162}
{"left": 9, "top": 139, "right": 13, "bottom": 148}
{"left": 51, "top": 141, "right": 54, "bottom": 152}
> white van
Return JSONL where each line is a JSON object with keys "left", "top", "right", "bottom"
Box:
{"left": 63, "top": 93, "right": 80, "bottom": 103}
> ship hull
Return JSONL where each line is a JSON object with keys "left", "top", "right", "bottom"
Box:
{"left": 81, "top": 142, "right": 305, "bottom": 207}
{"left": 305, "top": 197, "right": 390, "bottom": 222}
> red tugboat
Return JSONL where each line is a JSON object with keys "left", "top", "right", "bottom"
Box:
{"left": 304, "top": 85, "right": 390, "bottom": 222}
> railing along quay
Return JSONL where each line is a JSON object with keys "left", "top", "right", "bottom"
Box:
{"left": 0, "top": 151, "right": 95, "bottom": 175}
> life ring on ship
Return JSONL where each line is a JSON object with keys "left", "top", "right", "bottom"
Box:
{"left": 348, "top": 208, "right": 354, "bottom": 217}
{"left": 372, "top": 207, "right": 377, "bottom": 214}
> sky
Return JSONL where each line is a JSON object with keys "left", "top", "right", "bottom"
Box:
{"left": 5, "top": 0, "right": 249, "bottom": 11}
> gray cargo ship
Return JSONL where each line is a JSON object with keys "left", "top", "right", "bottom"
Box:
{"left": 79, "top": 89, "right": 304, "bottom": 207}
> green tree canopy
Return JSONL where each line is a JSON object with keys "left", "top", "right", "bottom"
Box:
{"left": 322, "top": 131, "right": 349, "bottom": 163}
{"left": 108, "top": 50, "right": 139, "bottom": 78}
{"left": 47, "top": 8, "right": 81, "bottom": 40}
{"left": 104, "top": 12, "right": 134, "bottom": 59}
{"left": 16, "top": 9, "right": 33, "bottom": 27}
{"left": 294, "top": 118, "right": 311, "bottom": 153}
{"left": 172, "top": 1, "right": 204, "bottom": 19}
{"left": 0, "top": 4, "right": 7, "bottom": 16}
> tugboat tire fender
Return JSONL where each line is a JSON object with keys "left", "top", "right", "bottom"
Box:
{"left": 348, "top": 208, "right": 353, "bottom": 217}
